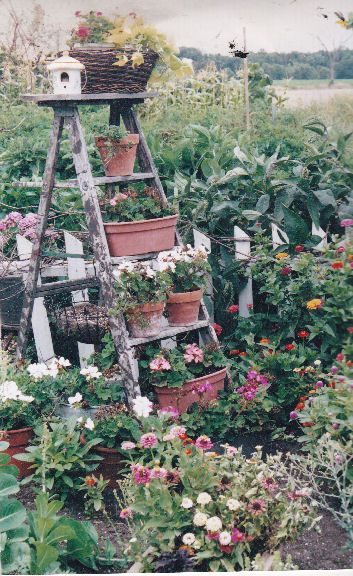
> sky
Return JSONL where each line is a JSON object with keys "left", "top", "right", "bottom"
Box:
{"left": 0, "top": 0, "right": 353, "bottom": 54}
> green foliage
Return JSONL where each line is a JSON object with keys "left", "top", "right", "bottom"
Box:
{"left": 79, "top": 474, "right": 109, "bottom": 515}
{"left": 96, "top": 124, "right": 129, "bottom": 140}
{"left": 68, "top": 11, "right": 115, "bottom": 46}
{"left": 84, "top": 404, "right": 140, "bottom": 449}
{"left": 103, "top": 186, "right": 175, "bottom": 223}
{"left": 157, "top": 245, "right": 211, "bottom": 292}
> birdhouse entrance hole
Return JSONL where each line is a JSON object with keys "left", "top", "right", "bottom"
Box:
{"left": 61, "top": 72, "right": 69, "bottom": 83}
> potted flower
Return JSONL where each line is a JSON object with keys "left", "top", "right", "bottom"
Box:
{"left": 141, "top": 343, "right": 228, "bottom": 414}
{"left": 0, "top": 379, "right": 37, "bottom": 477}
{"left": 102, "top": 187, "right": 178, "bottom": 257}
{"left": 112, "top": 261, "right": 172, "bottom": 337}
{"left": 80, "top": 403, "right": 141, "bottom": 488}
{"left": 157, "top": 245, "right": 211, "bottom": 326}
{"left": 67, "top": 12, "right": 191, "bottom": 94}
{"left": 95, "top": 125, "right": 139, "bottom": 177}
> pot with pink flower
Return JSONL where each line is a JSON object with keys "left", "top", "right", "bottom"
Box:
{"left": 142, "top": 342, "right": 228, "bottom": 414}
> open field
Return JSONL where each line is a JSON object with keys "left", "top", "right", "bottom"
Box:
{"left": 273, "top": 78, "right": 353, "bottom": 89}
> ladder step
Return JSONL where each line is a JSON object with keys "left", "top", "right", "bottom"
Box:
{"left": 35, "top": 277, "right": 99, "bottom": 297}
{"left": 13, "top": 173, "right": 155, "bottom": 189}
{"left": 129, "top": 319, "right": 210, "bottom": 346}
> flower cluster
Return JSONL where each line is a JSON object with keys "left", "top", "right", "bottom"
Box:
{"left": 236, "top": 369, "right": 269, "bottom": 402}
{"left": 27, "top": 357, "right": 71, "bottom": 380}
{"left": 157, "top": 244, "right": 210, "bottom": 292}
{"left": 0, "top": 380, "right": 34, "bottom": 403}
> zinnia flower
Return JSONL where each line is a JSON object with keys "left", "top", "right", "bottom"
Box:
{"left": 340, "top": 219, "right": 353, "bottom": 227}
{"left": 297, "top": 330, "right": 310, "bottom": 338}
{"left": 197, "top": 492, "right": 212, "bottom": 505}
{"left": 131, "top": 464, "right": 152, "bottom": 485}
{"left": 247, "top": 499, "right": 267, "bottom": 515}
{"left": 226, "top": 498, "right": 241, "bottom": 511}
{"left": 289, "top": 411, "right": 298, "bottom": 420}
{"left": 213, "top": 323, "right": 223, "bottom": 336}
{"left": 285, "top": 343, "right": 295, "bottom": 351}
{"left": 206, "top": 516, "right": 222, "bottom": 532}
{"left": 119, "top": 507, "right": 133, "bottom": 519}
{"left": 231, "top": 528, "right": 245, "bottom": 543}
{"left": 331, "top": 261, "right": 343, "bottom": 269}
{"left": 275, "top": 252, "right": 288, "bottom": 260}
{"left": 181, "top": 497, "right": 193, "bottom": 509}
{"left": 84, "top": 476, "right": 96, "bottom": 487}
{"left": 121, "top": 441, "right": 136, "bottom": 450}
{"left": 193, "top": 512, "right": 208, "bottom": 526}
{"left": 195, "top": 435, "right": 213, "bottom": 451}
{"left": 140, "top": 433, "right": 158, "bottom": 448}
{"left": 182, "top": 533, "right": 195, "bottom": 546}
{"left": 306, "top": 298, "right": 322, "bottom": 310}
{"left": 227, "top": 304, "right": 239, "bottom": 313}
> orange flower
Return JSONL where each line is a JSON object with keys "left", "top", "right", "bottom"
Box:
{"left": 229, "top": 349, "right": 241, "bottom": 356}
{"left": 297, "top": 330, "right": 310, "bottom": 338}
{"left": 84, "top": 476, "right": 96, "bottom": 487}
{"left": 346, "top": 360, "right": 353, "bottom": 367}
{"left": 239, "top": 352, "right": 247, "bottom": 357}
{"left": 302, "top": 422, "right": 314, "bottom": 427}
{"left": 308, "top": 389, "right": 316, "bottom": 394}
{"left": 306, "top": 299, "right": 322, "bottom": 310}
{"left": 295, "top": 402, "right": 305, "bottom": 410}
{"left": 259, "top": 338, "right": 270, "bottom": 344}
{"left": 331, "top": 261, "right": 343, "bottom": 269}
{"left": 327, "top": 381, "right": 336, "bottom": 389}
{"left": 184, "top": 449, "right": 192, "bottom": 456}
{"left": 348, "top": 255, "right": 353, "bottom": 261}
{"left": 179, "top": 545, "right": 195, "bottom": 556}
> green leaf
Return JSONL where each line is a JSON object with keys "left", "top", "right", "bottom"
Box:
{"left": 33, "top": 542, "right": 59, "bottom": 574}
{"left": 0, "top": 473, "right": 19, "bottom": 497}
{"left": 0, "top": 442, "right": 9, "bottom": 452}
{"left": 282, "top": 204, "right": 309, "bottom": 243}
{"left": 0, "top": 499, "right": 26, "bottom": 532}
{"left": 256, "top": 194, "right": 270, "bottom": 214}
{"left": 45, "top": 524, "right": 75, "bottom": 546}
{"left": 313, "top": 189, "right": 336, "bottom": 208}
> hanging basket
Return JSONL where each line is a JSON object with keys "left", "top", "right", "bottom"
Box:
{"left": 56, "top": 303, "right": 110, "bottom": 344}
{"left": 68, "top": 47, "right": 159, "bottom": 94}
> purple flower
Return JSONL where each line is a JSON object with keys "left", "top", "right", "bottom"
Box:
{"left": 247, "top": 370, "right": 258, "bottom": 380}
{"left": 244, "top": 390, "right": 256, "bottom": 401}
{"left": 195, "top": 435, "right": 213, "bottom": 451}
{"left": 315, "top": 380, "right": 324, "bottom": 388}
{"left": 131, "top": 464, "right": 152, "bottom": 485}
{"left": 340, "top": 219, "right": 353, "bottom": 227}
{"left": 332, "top": 423, "right": 340, "bottom": 430}
{"left": 231, "top": 528, "right": 245, "bottom": 543}
{"left": 197, "top": 380, "right": 213, "bottom": 394}
{"left": 330, "top": 366, "right": 338, "bottom": 374}
{"left": 158, "top": 406, "right": 179, "bottom": 419}
{"left": 289, "top": 411, "right": 298, "bottom": 420}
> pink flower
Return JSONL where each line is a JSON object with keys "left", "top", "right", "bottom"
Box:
{"left": 195, "top": 435, "right": 213, "bottom": 451}
{"left": 74, "top": 10, "right": 81, "bottom": 16}
{"left": 289, "top": 411, "right": 298, "bottom": 420}
{"left": 206, "top": 532, "right": 220, "bottom": 540}
{"left": 150, "top": 467, "right": 167, "bottom": 479}
{"left": 247, "top": 499, "right": 267, "bottom": 516}
{"left": 184, "top": 343, "right": 204, "bottom": 364}
{"left": 247, "top": 304, "right": 253, "bottom": 310}
{"left": 169, "top": 425, "right": 186, "bottom": 438}
{"left": 140, "top": 433, "right": 158, "bottom": 448}
{"left": 226, "top": 445, "right": 238, "bottom": 457}
{"left": 121, "top": 441, "right": 136, "bottom": 450}
{"left": 231, "top": 528, "right": 245, "bottom": 543}
{"left": 119, "top": 507, "right": 132, "bottom": 519}
{"left": 109, "top": 198, "right": 117, "bottom": 206}
{"left": 149, "top": 357, "right": 171, "bottom": 372}
{"left": 280, "top": 266, "right": 292, "bottom": 276}
{"left": 131, "top": 464, "right": 152, "bottom": 484}
{"left": 340, "top": 219, "right": 353, "bottom": 227}
{"left": 227, "top": 304, "right": 239, "bottom": 313}
{"left": 77, "top": 25, "right": 90, "bottom": 38}
{"left": 196, "top": 380, "right": 212, "bottom": 394}
{"left": 158, "top": 406, "right": 179, "bottom": 420}
{"left": 261, "top": 477, "right": 278, "bottom": 491}
{"left": 337, "top": 246, "right": 345, "bottom": 253}
{"left": 213, "top": 323, "right": 223, "bottom": 336}
{"left": 96, "top": 11, "right": 103, "bottom": 16}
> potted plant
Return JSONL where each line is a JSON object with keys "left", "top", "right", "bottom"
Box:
{"left": 67, "top": 12, "right": 191, "bottom": 94}
{"left": 80, "top": 403, "right": 140, "bottom": 488}
{"left": 157, "top": 245, "right": 211, "bottom": 326}
{"left": 95, "top": 125, "right": 139, "bottom": 177}
{"left": 102, "top": 187, "right": 177, "bottom": 257}
{"left": 140, "top": 343, "right": 228, "bottom": 414}
{"left": 112, "top": 261, "right": 172, "bottom": 337}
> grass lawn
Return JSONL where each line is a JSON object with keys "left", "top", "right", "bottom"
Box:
{"left": 273, "top": 78, "right": 353, "bottom": 89}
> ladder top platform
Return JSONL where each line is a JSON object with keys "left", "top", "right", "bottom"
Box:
{"left": 21, "top": 91, "right": 158, "bottom": 106}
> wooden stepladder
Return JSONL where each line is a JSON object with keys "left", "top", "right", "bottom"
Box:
{"left": 15, "top": 92, "right": 219, "bottom": 406}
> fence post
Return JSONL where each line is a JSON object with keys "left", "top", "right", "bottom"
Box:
{"left": 16, "top": 235, "right": 55, "bottom": 362}
{"left": 234, "top": 226, "right": 253, "bottom": 317}
{"left": 193, "top": 229, "right": 214, "bottom": 321}
{"left": 64, "top": 232, "right": 95, "bottom": 367}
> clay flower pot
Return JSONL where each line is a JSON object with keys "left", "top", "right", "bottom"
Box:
{"left": 95, "top": 134, "right": 139, "bottom": 176}
{"left": 167, "top": 289, "right": 202, "bottom": 326}
{"left": 104, "top": 214, "right": 177, "bottom": 257}
{"left": 81, "top": 434, "right": 123, "bottom": 489}
{"left": 154, "top": 368, "right": 227, "bottom": 414}
{"left": 0, "top": 427, "right": 33, "bottom": 478}
{"left": 127, "top": 301, "right": 165, "bottom": 338}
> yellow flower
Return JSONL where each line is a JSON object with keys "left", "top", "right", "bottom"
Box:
{"left": 275, "top": 252, "right": 288, "bottom": 260}
{"left": 131, "top": 51, "right": 144, "bottom": 68}
{"left": 306, "top": 298, "right": 322, "bottom": 310}
{"left": 113, "top": 54, "right": 129, "bottom": 67}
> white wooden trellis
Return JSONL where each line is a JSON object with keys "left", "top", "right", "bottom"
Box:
{"left": 234, "top": 226, "right": 253, "bottom": 317}
{"left": 193, "top": 229, "right": 214, "bottom": 321}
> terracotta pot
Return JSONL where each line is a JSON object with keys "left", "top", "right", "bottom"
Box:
{"left": 167, "top": 289, "right": 202, "bottom": 326}
{"left": 154, "top": 368, "right": 227, "bottom": 414}
{"left": 81, "top": 434, "right": 123, "bottom": 489}
{"left": 104, "top": 214, "right": 177, "bottom": 257}
{"left": 127, "top": 301, "right": 165, "bottom": 338}
{"left": 0, "top": 427, "right": 33, "bottom": 478}
{"left": 95, "top": 134, "right": 139, "bottom": 176}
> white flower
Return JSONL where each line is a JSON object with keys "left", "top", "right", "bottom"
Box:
{"left": 56, "top": 357, "right": 71, "bottom": 367}
{"left": 144, "top": 265, "right": 156, "bottom": 278}
{"left": 197, "top": 492, "right": 212, "bottom": 505}
{"left": 219, "top": 531, "right": 231, "bottom": 545}
{"left": 80, "top": 366, "right": 102, "bottom": 380}
{"left": 27, "top": 362, "right": 51, "bottom": 380}
{"left": 132, "top": 396, "right": 153, "bottom": 418}
{"left": 314, "top": 360, "right": 321, "bottom": 366}
{"left": 68, "top": 392, "right": 83, "bottom": 405}
{"left": 206, "top": 516, "right": 222, "bottom": 532}
{"left": 181, "top": 497, "right": 193, "bottom": 509}
{"left": 226, "top": 498, "right": 241, "bottom": 511}
{"left": 84, "top": 418, "right": 95, "bottom": 431}
{"left": 193, "top": 512, "right": 208, "bottom": 526}
{"left": 193, "top": 539, "right": 201, "bottom": 550}
{"left": 182, "top": 533, "right": 195, "bottom": 546}
{"left": 0, "top": 381, "right": 33, "bottom": 403}
{"left": 76, "top": 416, "right": 83, "bottom": 424}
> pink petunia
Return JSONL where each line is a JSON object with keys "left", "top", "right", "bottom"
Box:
{"left": 119, "top": 507, "right": 133, "bottom": 519}
{"left": 340, "top": 219, "right": 353, "bottom": 227}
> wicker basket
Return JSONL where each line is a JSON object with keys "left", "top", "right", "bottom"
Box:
{"left": 68, "top": 47, "right": 159, "bottom": 94}
{"left": 56, "top": 303, "right": 110, "bottom": 345}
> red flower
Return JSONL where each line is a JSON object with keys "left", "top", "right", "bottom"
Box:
{"left": 220, "top": 545, "right": 233, "bottom": 553}
{"left": 96, "top": 11, "right": 103, "bottom": 16}
{"left": 84, "top": 475, "right": 96, "bottom": 487}
{"left": 336, "top": 353, "right": 345, "bottom": 362}
{"left": 77, "top": 25, "right": 90, "bottom": 38}
{"left": 227, "top": 304, "right": 239, "bottom": 313}
{"left": 297, "top": 330, "right": 310, "bottom": 338}
{"left": 74, "top": 10, "right": 81, "bottom": 16}
{"left": 295, "top": 402, "right": 305, "bottom": 411}
{"left": 331, "top": 261, "right": 343, "bottom": 269}
{"left": 302, "top": 422, "right": 314, "bottom": 427}
{"left": 285, "top": 343, "right": 295, "bottom": 351}
{"left": 247, "top": 304, "right": 253, "bottom": 310}
{"left": 178, "top": 433, "right": 188, "bottom": 440}
{"left": 229, "top": 349, "right": 241, "bottom": 356}
{"left": 213, "top": 323, "right": 223, "bottom": 336}
{"left": 280, "top": 266, "right": 292, "bottom": 276}
{"left": 238, "top": 351, "right": 247, "bottom": 357}
{"left": 295, "top": 245, "right": 304, "bottom": 253}
{"left": 347, "top": 327, "right": 353, "bottom": 334}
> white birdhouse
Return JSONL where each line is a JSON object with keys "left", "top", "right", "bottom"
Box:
{"left": 47, "top": 51, "right": 85, "bottom": 95}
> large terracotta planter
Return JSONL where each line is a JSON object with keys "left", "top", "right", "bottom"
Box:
{"left": 127, "top": 301, "right": 165, "bottom": 338}
{"left": 104, "top": 214, "right": 177, "bottom": 257}
{"left": 154, "top": 368, "right": 227, "bottom": 414}
{"left": 0, "top": 427, "right": 33, "bottom": 478}
{"left": 167, "top": 289, "right": 202, "bottom": 326}
{"left": 81, "top": 435, "right": 123, "bottom": 489}
{"left": 95, "top": 134, "right": 139, "bottom": 176}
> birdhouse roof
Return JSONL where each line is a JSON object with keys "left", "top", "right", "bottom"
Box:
{"left": 47, "top": 51, "right": 85, "bottom": 71}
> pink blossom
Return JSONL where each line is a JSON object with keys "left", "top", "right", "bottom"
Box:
{"left": 121, "top": 441, "right": 136, "bottom": 450}
{"left": 247, "top": 304, "right": 253, "bottom": 310}
{"left": 196, "top": 380, "right": 212, "bottom": 394}
{"left": 119, "top": 507, "right": 133, "bottom": 518}
{"left": 206, "top": 532, "right": 220, "bottom": 540}
{"left": 247, "top": 499, "right": 267, "bottom": 515}
{"left": 77, "top": 25, "right": 90, "bottom": 38}
{"left": 149, "top": 357, "right": 172, "bottom": 372}
{"left": 158, "top": 406, "right": 179, "bottom": 419}
{"left": 340, "top": 219, "right": 353, "bottom": 227}
{"left": 109, "top": 198, "right": 117, "bottom": 206}
{"left": 150, "top": 467, "right": 167, "bottom": 479}
{"left": 195, "top": 435, "right": 213, "bottom": 451}
{"left": 169, "top": 425, "right": 186, "bottom": 438}
{"left": 337, "top": 246, "right": 345, "bottom": 253}
{"left": 226, "top": 446, "right": 238, "bottom": 457}
{"left": 140, "top": 433, "right": 158, "bottom": 448}
{"left": 131, "top": 464, "right": 152, "bottom": 484}
{"left": 184, "top": 343, "right": 204, "bottom": 364}
{"left": 231, "top": 528, "right": 245, "bottom": 543}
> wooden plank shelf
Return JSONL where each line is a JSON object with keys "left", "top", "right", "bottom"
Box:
{"left": 21, "top": 92, "right": 158, "bottom": 106}
{"left": 35, "top": 277, "right": 99, "bottom": 297}
{"left": 13, "top": 172, "right": 155, "bottom": 189}
{"left": 129, "top": 319, "right": 210, "bottom": 346}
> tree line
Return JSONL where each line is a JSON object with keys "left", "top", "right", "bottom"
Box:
{"left": 179, "top": 47, "right": 353, "bottom": 80}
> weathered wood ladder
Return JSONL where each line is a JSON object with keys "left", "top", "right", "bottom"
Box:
{"left": 15, "top": 92, "right": 219, "bottom": 406}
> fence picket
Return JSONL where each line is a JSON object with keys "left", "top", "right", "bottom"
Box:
{"left": 193, "top": 229, "right": 214, "bottom": 321}
{"left": 16, "top": 235, "right": 55, "bottom": 362}
{"left": 312, "top": 223, "right": 327, "bottom": 250}
{"left": 234, "top": 226, "right": 253, "bottom": 317}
